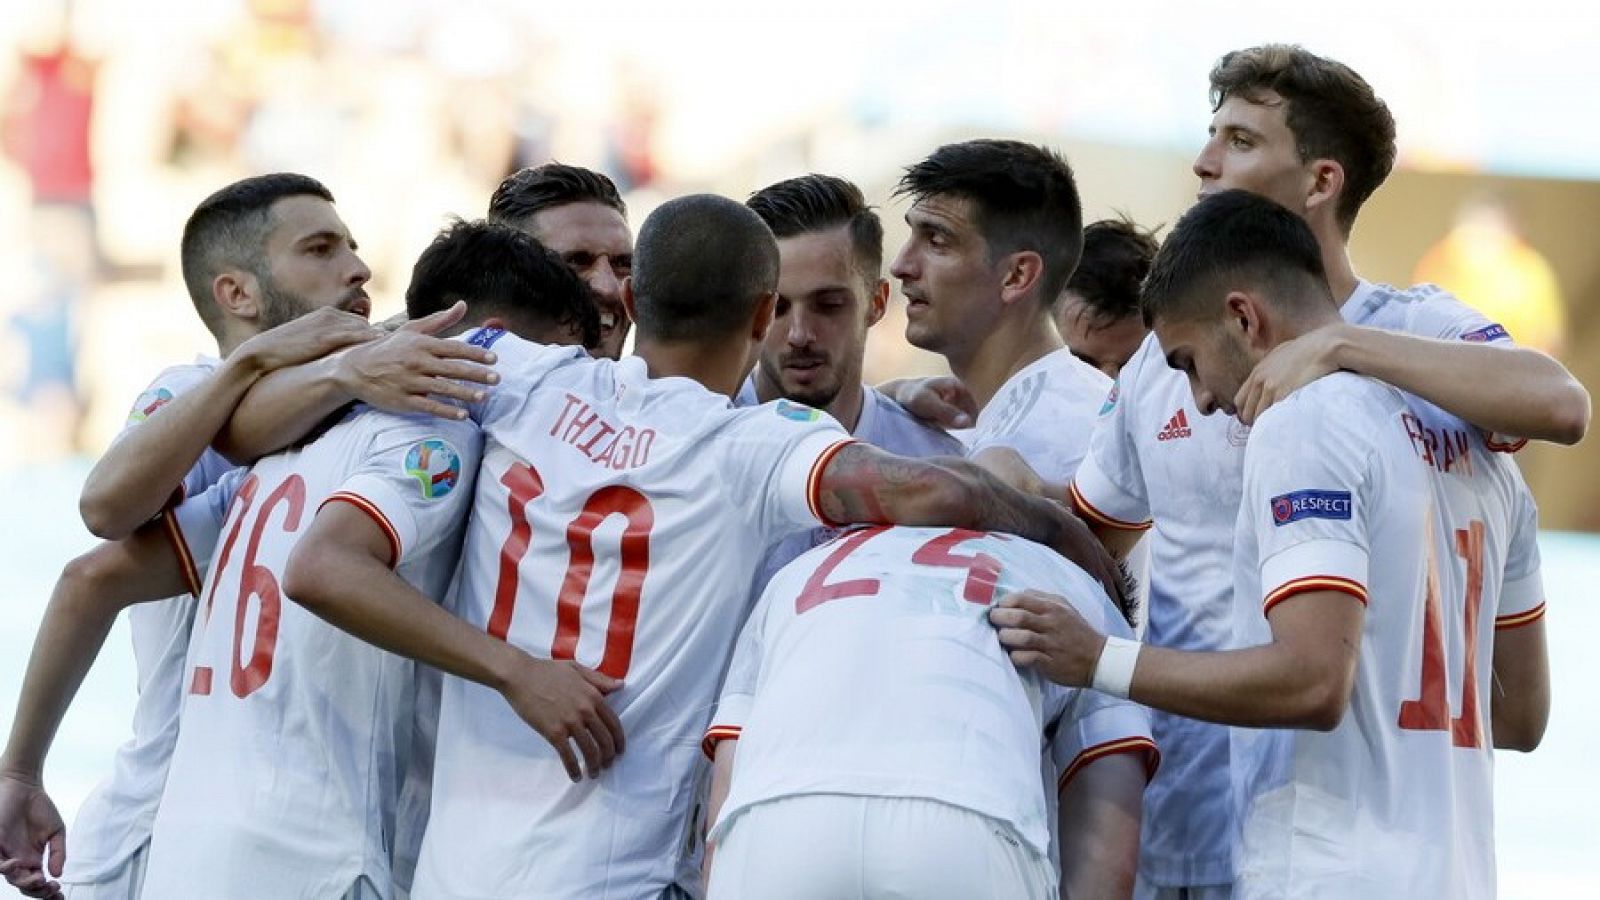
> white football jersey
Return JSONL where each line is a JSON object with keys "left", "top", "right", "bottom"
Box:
{"left": 736, "top": 377, "right": 964, "bottom": 589}
{"left": 1229, "top": 373, "right": 1541, "bottom": 900}
{"left": 1070, "top": 281, "right": 1520, "bottom": 888}
{"left": 62, "top": 357, "right": 237, "bottom": 884}
{"left": 411, "top": 328, "right": 851, "bottom": 900}
{"left": 967, "top": 347, "right": 1111, "bottom": 483}
{"left": 705, "top": 526, "right": 1156, "bottom": 858}
{"left": 142, "top": 408, "right": 481, "bottom": 900}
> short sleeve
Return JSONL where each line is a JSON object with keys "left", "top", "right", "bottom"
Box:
{"left": 1401, "top": 287, "right": 1526, "bottom": 453}
{"left": 1400, "top": 285, "right": 1509, "bottom": 344}
{"left": 701, "top": 599, "right": 769, "bottom": 758}
{"left": 120, "top": 363, "right": 212, "bottom": 438}
{"left": 719, "top": 400, "right": 852, "bottom": 537}
{"left": 1245, "top": 393, "right": 1374, "bottom": 616}
{"left": 1496, "top": 483, "right": 1545, "bottom": 629}
{"left": 164, "top": 467, "right": 250, "bottom": 596}
{"left": 460, "top": 328, "right": 589, "bottom": 428}
{"left": 1070, "top": 348, "right": 1154, "bottom": 532}
{"left": 320, "top": 413, "right": 484, "bottom": 568}
{"left": 1048, "top": 686, "right": 1159, "bottom": 793}
{"left": 120, "top": 363, "right": 224, "bottom": 501}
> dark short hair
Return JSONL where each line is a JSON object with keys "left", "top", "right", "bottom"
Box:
{"left": 630, "top": 194, "right": 779, "bottom": 342}
{"left": 180, "top": 173, "right": 334, "bottom": 337}
{"left": 487, "top": 163, "right": 627, "bottom": 230}
{"left": 1141, "top": 190, "right": 1331, "bottom": 327}
{"left": 746, "top": 174, "right": 884, "bottom": 282}
{"left": 405, "top": 219, "right": 600, "bottom": 348}
{"left": 1210, "top": 44, "right": 1396, "bottom": 234}
{"left": 1064, "top": 216, "right": 1160, "bottom": 326}
{"left": 894, "top": 139, "right": 1083, "bottom": 303}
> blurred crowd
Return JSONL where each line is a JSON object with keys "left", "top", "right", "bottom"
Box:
{"left": 0, "top": 0, "right": 667, "bottom": 459}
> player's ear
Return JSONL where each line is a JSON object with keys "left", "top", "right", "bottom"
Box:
{"left": 620, "top": 276, "right": 639, "bottom": 326}
{"left": 213, "top": 268, "right": 260, "bottom": 322}
{"left": 1224, "top": 290, "right": 1269, "bottom": 349}
{"left": 865, "top": 278, "right": 889, "bottom": 327}
{"left": 1305, "top": 158, "right": 1345, "bottom": 222}
{"left": 751, "top": 290, "right": 777, "bottom": 341}
{"left": 998, "top": 250, "right": 1045, "bottom": 307}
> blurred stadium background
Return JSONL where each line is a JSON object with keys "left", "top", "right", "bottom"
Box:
{"left": 0, "top": 0, "right": 1594, "bottom": 895}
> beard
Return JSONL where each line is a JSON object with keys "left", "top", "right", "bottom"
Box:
{"left": 255, "top": 270, "right": 320, "bottom": 331}
{"left": 757, "top": 351, "right": 849, "bottom": 410}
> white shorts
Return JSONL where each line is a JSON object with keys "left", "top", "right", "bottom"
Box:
{"left": 708, "top": 794, "right": 1054, "bottom": 900}
{"left": 61, "top": 844, "right": 147, "bottom": 900}
{"left": 1134, "top": 875, "right": 1233, "bottom": 900}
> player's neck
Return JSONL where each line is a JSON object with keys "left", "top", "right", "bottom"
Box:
{"left": 953, "top": 312, "right": 1065, "bottom": 413}
{"left": 1319, "top": 226, "right": 1360, "bottom": 307}
{"left": 822, "top": 381, "right": 865, "bottom": 433}
{"left": 633, "top": 337, "right": 748, "bottom": 399}
{"left": 216, "top": 325, "right": 254, "bottom": 359}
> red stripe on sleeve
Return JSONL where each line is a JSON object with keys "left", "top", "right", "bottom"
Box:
{"left": 160, "top": 508, "right": 203, "bottom": 598}
{"left": 1494, "top": 602, "right": 1546, "bottom": 631}
{"left": 701, "top": 726, "right": 743, "bottom": 760}
{"left": 320, "top": 492, "right": 402, "bottom": 568}
{"left": 1262, "top": 576, "right": 1368, "bottom": 616}
{"left": 1068, "top": 481, "right": 1152, "bottom": 532}
{"left": 1057, "top": 737, "right": 1160, "bottom": 793}
{"left": 805, "top": 439, "right": 858, "bottom": 527}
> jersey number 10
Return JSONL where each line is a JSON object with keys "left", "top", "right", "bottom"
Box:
{"left": 487, "top": 462, "right": 652, "bottom": 680}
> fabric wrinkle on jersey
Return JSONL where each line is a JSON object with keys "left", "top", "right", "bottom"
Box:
{"left": 1069, "top": 279, "right": 1524, "bottom": 890}
{"left": 61, "top": 356, "right": 236, "bottom": 888}
{"left": 410, "top": 330, "right": 851, "bottom": 900}
{"left": 735, "top": 376, "right": 965, "bottom": 588}
{"left": 967, "top": 347, "right": 1111, "bottom": 484}
{"left": 139, "top": 405, "right": 482, "bottom": 900}
{"left": 1228, "top": 371, "right": 1540, "bottom": 900}
{"left": 705, "top": 525, "right": 1155, "bottom": 862}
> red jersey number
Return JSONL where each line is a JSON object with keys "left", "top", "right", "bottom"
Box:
{"left": 1398, "top": 519, "right": 1486, "bottom": 748}
{"left": 488, "top": 462, "right": 654, "bottom": 680}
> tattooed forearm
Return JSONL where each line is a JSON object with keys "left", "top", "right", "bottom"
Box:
{"left": 815, "top": 444, "right": 1127, "bottom": 608}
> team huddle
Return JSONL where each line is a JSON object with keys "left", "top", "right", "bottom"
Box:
{"left": 0, "top": 43, "right": 1584, "bottom": 900}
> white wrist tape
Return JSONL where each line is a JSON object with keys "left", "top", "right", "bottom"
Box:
{"left": 1091, "top": 635, "right": 1142, "bottom": 699}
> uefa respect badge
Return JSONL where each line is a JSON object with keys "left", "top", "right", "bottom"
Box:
{"left": 403, "top": 438, "right": 462, "bottom": 500}
{"left": 1270, "top": 489, "right": 1352, "bottom": 526}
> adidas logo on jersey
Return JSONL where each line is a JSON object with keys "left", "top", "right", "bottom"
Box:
{"left": 1156, "top": 409, "right": 1192, "bottom": 441}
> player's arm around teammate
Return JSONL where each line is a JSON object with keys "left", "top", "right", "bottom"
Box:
{"left": 77, "top": 307, "right": 380, "bottom": 539}
{"left": 282, "top": 510, "right": 626, "bottom": 782}
{"left": 1232, "top": 321, "right": 1589, "bottom": 443}
{"left": 0, "top": 527, "right": 193, "bottom": 900}
{"left": 813, "top": 442, "right": 1126, "bottom": 604}
{"left": 211, "top": 302, "right": 501, "bottom": 463}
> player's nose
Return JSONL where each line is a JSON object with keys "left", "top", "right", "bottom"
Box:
{"left": 786, "top": 309, "right": 817, "bottom": 346}
{"left": 346, "top": 251, "right": 372, "bottom": 287}
{"left": 889, "top": 241, "right": 917, "bottom": 283}
{"left": 1192, "top": 140, "right": 1220, "bottom": 182}
{"left": 588, "top": 262, "right": 622, "bottom": 301}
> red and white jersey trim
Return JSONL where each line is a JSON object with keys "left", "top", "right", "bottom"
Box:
{"left": 1262, "top": 575, "right": 1368, "bottom": 615}
{"left": 1056, "top": 736, "right": 1161, "bottom": 792}
{"left": 805, "top": 439, "right": 858, "bottom": 527}
{"left": 701, "top": 725, "right": 742, "bottom": 760}
{"left": 1494, "top": 602, "right": 1546, "bottom": 630}
{"left": 1069, "top": 480, "right": 1153, "bottom": 532}
{"left": 321, "top": 491, "right": 403, "bottom": 568}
